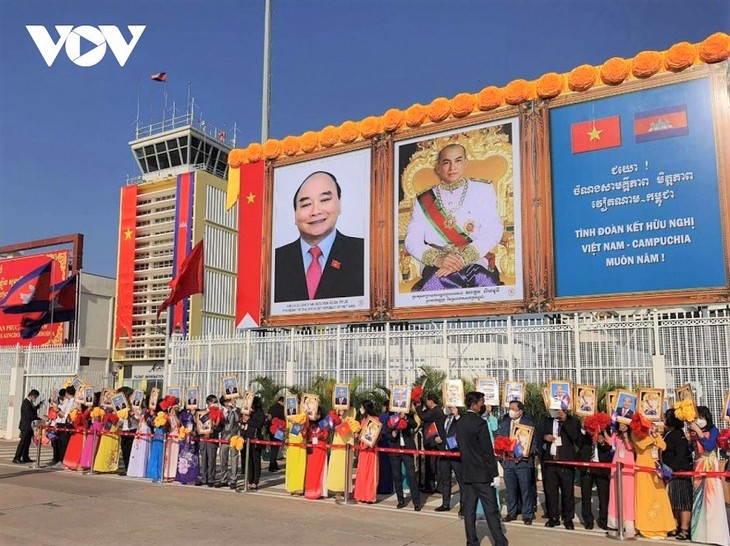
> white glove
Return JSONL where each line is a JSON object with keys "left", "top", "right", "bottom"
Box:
{"left": 491, "top": 477, "right": 501, "bottom": 489}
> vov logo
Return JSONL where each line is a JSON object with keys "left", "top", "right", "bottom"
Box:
{"left": 26, "top": 25, "right": 146, "bottom": 67}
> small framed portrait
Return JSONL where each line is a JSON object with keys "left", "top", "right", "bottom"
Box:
{"left": 185, "top": 386, "right": 199, "bottom": 410}
{"left": 476, "top": 377, "right": 499, "bottom": 406}
{"left": 549, "top": 380, "right": 572, "bottom": 411}
{"left": 542, "top": 387, "right": 551, "bottom": 410}
{"left": 663, "top": 396, "right": 672, "bottom": 417}
{"left": 332, "top": 384, "right": 350, "bottom": 410}
{"left": 723, "top": 391, "right": 730, "bottom": 423}
{"left": 390, "top": 385, "right": 412, "bottom": 413}
{"left": 83, "top": 386, "right": 95, "bottom": 407}
{"left": 71, "top": 376, "right": 84, "bottom": 392}
{"left": 222, "top": 375, "right": 240, "bottom": 399}
{"left": 442, "top": 379, "right": 465, "bottom": 407}
{"left": 50, "top": 385, "right": 59, "bottom": 406}
{"left": 301, "top": 393, "right": 320, "bottom": 421}
{"left": 360, "top": 416, "right": 382, "bottom": 448}
{"left": 615, "top": 390, "right": 638, "bottom": 424}
{"left": 196, "top": 410, "right": 213, "bottom": 435}
{"left": 284, "top": 395, "right": 299, "bottom": 417}
{"left": 510, "top": 423, "right": 534, "bottom": 458}
{"left": 503, "top": 381, "right": 524, "bottom": 407}
{"left": 166, "top": 386, "right": 182, "bottom": 402}
{"left": 638, "top": 388, "right": 664, "bottom": 421}
{"left": 100, "top": 388, "right": 114, "bottom": 408}
{"left": 130, "top": 390, "right": 145, "bottom": 409}
{"left": 148, "top": 387, "right": 160, "bottom": 410}
{"left": 675, "top": 383, "right": 697, "bottom": 420}
{"left": 111, "top": 393, "right": 129, "bottom": 414}
{"left": 574, "top": 385, "right": 596, "bottom": 417}
{"left": 605, "top": 390, "right": 618, "bottom": 414}
{"left": 74, "top": 385, "right": 86, "bottom": 405}
{"left": 240, "top": 391, "right": 256, "bottom": 415}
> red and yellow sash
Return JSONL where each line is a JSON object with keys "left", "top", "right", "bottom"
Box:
{"left": 417, "top": 189, "right": 472, "bottom": 249}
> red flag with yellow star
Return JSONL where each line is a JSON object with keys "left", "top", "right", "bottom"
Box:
{"left": 115, "top": 185, "right": 138, "bottom": 343}
{"left": 571, "top": 115, "right": 621, "bottom": 154}
{"left": 236, "top": 161, "right": 265, "bottom": 328}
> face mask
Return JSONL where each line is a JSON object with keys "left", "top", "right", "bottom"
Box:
{"left": 549, "top": 409, "right": 560, "bottom": 419}
{"left": 695, "top": 419, "right": 707, "bottom": 429}
{"left": 508, "top": 410, "right": 520, "bottom": 420}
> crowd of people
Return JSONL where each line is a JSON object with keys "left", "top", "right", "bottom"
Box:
{"left": 12, "top": 384, "right": 730, "bottom": 546}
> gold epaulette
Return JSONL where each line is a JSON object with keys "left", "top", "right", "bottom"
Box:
{"left": 469, "top": 177, "right": 493, "bottom": 185}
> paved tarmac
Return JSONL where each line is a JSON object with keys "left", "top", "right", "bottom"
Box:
{"left": 0, "top": 440, "right": 683, "bottom": 545}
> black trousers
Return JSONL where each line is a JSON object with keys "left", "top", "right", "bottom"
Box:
{"left": 424, "top": 453, "right": 438, "bottom": 490}
{"left": 543, "top": 462, "right": 575, "bottom": 522}
{"left": 51, "top": 430, "right": 61, "bottom": 464}
{"left": 268, "top": 443, "right": 280, "bottom": 471}
{"left": 14, "top": 429, "right": 33, "bottom": 461}
{"left": 57, "top": 423, "right": 72, "bottom": 461}
{"left": 199, "top": 442, "right": 218, "bottom": 484}
{"left": 438, "top": 456, "right": 463, "bottom": 507}
{"left": 120, "top": 431, "right": 135, "bottom": 471}
{"left": 580, "top": 469, "right": 609, "bottom": 527}
{"left": 462, "top": 482, "right": 509, "bottom": 546}
{"left": 389, "top": 453, "right": 421, "bottom": 506}
{"left": 248, "top": 446, "right": 262, "bottom": 484}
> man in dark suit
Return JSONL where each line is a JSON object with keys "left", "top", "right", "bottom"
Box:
{"left": 13, "top": 389, "right": 41, "bottom": 464}
{"left": 538, "top": 401, "right": 581, "bottom": 529}
{"left": 334, "top": 388, "right": 348, "bottom": 407}
{"left": 416, "top": 393, "right": 445, "bottom": 493}
{"left": 267, "top": 396, "right": 285, "bottom": 472}
{"left": 578, "top": 428, "right": 612, "bottom": 530}
{"left": 434, "top": 405, "right": 463, "bottom": 514}
{"left": 386, "top": 411, "right": 422, "bottom": 511}
{"left": 456, "top": 391, "right": 508, "bottom": 546}
{"left": 274, "top": 171, "right": 364, "bottom": 303}
{"left": 617, "top": 397, "right": 634, "bottom": 419}
{"left": 498, "top": 400, "right": 537, "bottom": 524}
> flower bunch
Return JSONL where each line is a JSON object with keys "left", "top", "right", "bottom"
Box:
{"left": 288, "top": 412, "right": 308, "bottom": 426}
{"left": 504, "top": 79, "right": 534, "bottom": 105}
{"left": 229, "top": 435, "right": 245, "bottom": 451}
{"left": 450, "top": 93, "right": 476, "bottom": 118}
{"left": 319, "top": 125, "right": 339, "bottom": 148}
{"left": 228, "top": 148, "right": 247, "bottom": 168}
{"left": 411, "top": 385, "right": 423, "bottom": 404}
{"left": 116, "top": 407, "right": 130, "bottom": 421}
{"left": 270, "top": 417, "right": 286, "bottom": 435}
{"left": 536, "top": 72, "right": 564, "bottom": 99}
{"left": 282, "top": 135, "right": 301, "bottom": 156}
{"left": 153, "top": 411, "right": 168, "bottom": 428}
{"left": 208, "top": 406, "right": 223, "bottom": 426}
{"left": 426, "top": 97, "right": 451, "bottom": 123}
{"left": 103, "top": 412, "right": 120, "bottom": 426}
{"left": 493, "top": 436, "right": 517, "bottom": 457}
{"left": 178, "top": 426, "right": 189, "bottom": 441}
{"left": 338, "top": 120, "right": 359, "bottom": 143}
{"left": 665, "top": 42, "right": 697, "bottom": 71}
{"left": 632, "top": 50, "right": 663, "bottom": 78}
{"left": 300, "top": 131, "right": 319, "bottom": 153}
{"left": 382, "top": 108, "right": 403, "bottom": 132}
{"left": 629, "top": 412, "right": 650, "bottom": 439}
{"left": 405, "top": 103, "right": 426, "bottom": 128}
{"left": 698, "top": 32, "right": 730, "bottom": 63}
{"left": 263, "top": 138, "right": 282, "bottom": 160}
{"left": 328, "top": 410, "right": 342, "bottom": 427}
{"left": 90, "top": 407, "right": 105, "bottom": 421}
{"left": 359, "top": 116, "right": 383, "bottom": 139}
{"left": 717, "top": 428, "right": 730, "bottom": 450}
{"left": 600, "top": 57, "right": 630, "bottom": 85}
{"left": 673, "top": 399, "right": 696, "bottom": 422}
{"left": 159, "top": 395, "right": 178, "bottom": 411}
{"left": 583, "top": 412, "right": 611, "bottom": 438}
{"left": 568, "top": 64, "right": 597, "bottom": 92}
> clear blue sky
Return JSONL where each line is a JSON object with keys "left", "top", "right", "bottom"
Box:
{"left": 0, "top": 0, "right": 727, "bottom": 277}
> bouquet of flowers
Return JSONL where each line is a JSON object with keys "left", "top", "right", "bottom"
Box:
{"left": 411, "top": 385, "right": 424, "bottom": 404}
{"left": 717, "top": 428, "right": 730, "bottom": 450}
{"left": 159, "top": 395, "right": 178, "bottom": 411}
{"left": 629, "top": 412, "right": 651, "bottom": 439}
{"left": 673, "top": 399, "right": 696, "bottom": 422}
{"left": 493, "top": 436, "right": 517, "bottom": 458}
{"left": 208, "top": 405, "right": 223, "bottom": 426}
{"left": 584, "top": 413, "right": 611, "bottom": 438}
{"left": 229, "top": 434, "right": 244, "bottom": 451}
{"left": 153, "top": 411, "right": 168, "bottom": 429}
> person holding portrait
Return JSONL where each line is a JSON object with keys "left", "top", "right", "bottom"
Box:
{"left": 274, "top": 171, "right": 364, "bottom": 302}
{"left": 404, "top": 143, "right": 503, "bottom": 292}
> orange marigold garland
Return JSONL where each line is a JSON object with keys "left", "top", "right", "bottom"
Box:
{"left": 228, "top": 148, "right": 247, "bottom": 168}
{"left": 665, "top": 42, "right": 697, "bottom": 71}
{"left": 382, "top": 108, "right": 404, "bottom": 132}
{"left": 300, "top": 131, "right": 319, "bottom": 153}
{"left": 568, "top": 64, "right": 598, "bottom": 92}
{"left": 427, "top": 97, "right": 452, "bottom": 122}
{"left": 476, "top": 86, "right": 504, "bottom": 110}
{"left": 263, "top": 138, "right": 282, "bottom": 160}
{"left": 319, "top": 125, "right": 339, "bottom": 148}
{"left": 282, "top": 135, "right": 301, "bottom": 156}
{"left": 698, "top": 32, "right": 730, "bottom": 63}
{"left": 246, "top": 142, "right": 263, "bottom": 163}
{"left": 359, "top": 116, "right": 383, "bottom": 139}
{"left": 504, "top": 79, "right": 534, "bottom": 105}
{"left": 405, "top": 103, "right": 427, "bottom": 128}
{"left": 632, "top": 50, "right": 663, "bottom": 78}
{"left": 338, "top": 120, "right": 359, "bottom": 143}
{"left": 536, "top": 72, "right": 564, "bottom": 99}
{"left": 600, "top": 57, "right": 630, "bottom": 85}
{"left": 450, "top": 93, "right": 476, "bottom": 118}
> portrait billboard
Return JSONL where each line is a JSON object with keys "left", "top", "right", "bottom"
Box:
{"left": 269, "top": 147, "right": 371, "bottom": 317}
{"left": 549, "top": 75, "right": 727, "bottom": 300}
{"left": 393, "top": 118, "right": 523, "bottom": 310}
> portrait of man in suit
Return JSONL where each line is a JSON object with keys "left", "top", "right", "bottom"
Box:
{"left": 274, "top": 171, "right": 365, "bottom": 303}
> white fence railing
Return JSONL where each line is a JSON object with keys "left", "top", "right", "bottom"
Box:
{"left": 169, "top": 310, "right": 730, "bottom": 422}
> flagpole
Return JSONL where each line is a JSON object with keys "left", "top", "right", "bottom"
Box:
{"left": 163, "top": 308, "right": 171, "bottom": 388}
{"left": 261, "top": 0, "right": 271, "bottom": 141}
{"left": 73, "top": 270, "right": 82, "bottom": 345}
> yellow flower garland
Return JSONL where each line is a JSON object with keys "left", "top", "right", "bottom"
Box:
{"left": 405, "top": 103, "right": 426, "bottom": 128}
{"left": 536, "top": 72, "right": 564, "bottom": 99}
{"left": 600, "top": 57, "right": 630, "bottom": 85}
{"left": 282, "top": 135, "right": 301, "bottom": 156}
{"left": 382, "top": 108, "right": 404, "bottom": 132}
{"left": 699, "top": 32, "right": 730, "bottom": 63}
{"left": 450, "top": 92, "right": 476, "bottom": 118}
{"left": 338, "top": 120, "right": 359, "bottom": 143}
{"left": 673, "top": 399, "right": 696, "bottom": 422}
{"left": 263, "top": 138, "right": 282, "bottom": 160}
{"left": 632, "top": 50, "right": 664, "bottom": 78}
{"left": 568, "top": 64, "right": 598, "bottom": 92}
{"left": 359, "top": 116, "right": 383, "bottom": 139}
{"left": 426, "top": 97, "right": 451, "bottom": 122}
{"left": 504, "top": 79, "right": 534, "bottom": 105}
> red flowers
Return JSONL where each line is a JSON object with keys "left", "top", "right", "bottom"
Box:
{"left": 584, "top": 413, "right": 611, "bottom": 438}
{"left": 411, "top": 386, "right": 423, "bottom": 403}
{"left": 270, "top": 417, "right": 286, "bottom": 435}
{"left": 208, "top": 406, "right": 223, "bottom": 426}
{"left": 493, "top": 436, "right": 517, "bottom": 456}
{"left": 629, "top": 412, "right": 650, "bottom": 439}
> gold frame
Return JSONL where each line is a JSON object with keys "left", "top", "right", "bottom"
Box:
{"left": 638, "top": 388, "right": 664, "bottom": 421}
{"left": 574, "top": 384, "right": 596, "bottom": 417}
{"left": 723, "top": 390, "right": 730, "bottom": 423}
{"left": 240, "top": 390, "right": 255, "bottom": 415}
{"left": 503, "top": 381, "right": 524, "bottom": 407}
{"left": 185, "top": 386, "right": 199, "bottom": 410}
{"left": 548, "top": 380, "right": 573, "bottom": 411}
{"left": 196, "top": 410, "right": 213, "bottom": 435}
{"left": 301, "top": 393, "right": 320, "bottom": 421}
{"left": 130, "top": 389, "right": 145, "bottom": 409}
{"left": 442, "top": 379, "right": 465, "bottom": 408}
{"left": 165, "top": 386, "right": 182, "bottom": 403}
{"left": 284, "top": 395, "right": 299, "bottom": 418}
{"left": 222, "top": 375, "right": 240, "bottom": 400}
{"left": 332, "top": 383, "right": 350, "bottom": 410}
{"left": 615, "top": 390, "right": 638, "bottom": 424}
{"left": 360, "top": 416, "right": 382, "bottom": 448}
{"left": 99, "top": 388, "right": 114, "bottom": 409}
{"left": 605, "top": 390, "right": 618, "bottom": 414}
{"left": 510, "top": 423, "right": 534, "bottom": 458}
{"left": 389, "top": 385, "right": 412, "bottom": 413}
{"left": 540, "top": 64, "right": 730, "bottom": 311}
{"left": 476, "top": 376, "right": 499, "bottom": 406}
{"left": 147, "top": 387, "right": 160, "bottom": 410}
{"left": 111, "top": 392, "right": 129, "bottom": 414}
{"left": 542, "top": 386, "right": 551, "bottom": 410}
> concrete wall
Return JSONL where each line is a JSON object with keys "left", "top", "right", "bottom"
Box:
{"left": 77, "top": 272, "right": 115, "bottom": 373}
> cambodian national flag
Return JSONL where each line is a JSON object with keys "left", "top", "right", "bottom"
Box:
{"left": 634, "top": 105, "right": 688, "bottom": 143}
{"left": 0, "top": 261, "right": 53, "bottom": 314}
{"left": 19, "top": 274, "right": 77, "bottom": 339}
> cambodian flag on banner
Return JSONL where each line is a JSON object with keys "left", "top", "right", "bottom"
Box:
{"left": 0, "top": 260, "right": 53, "bottom": 314}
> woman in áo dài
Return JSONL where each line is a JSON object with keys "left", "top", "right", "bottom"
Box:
{"left": 126, "top": 408, "right": 151, "bottom": 478}
{"left": 688, "top": 406, "right": 730, "bottom": 546}
{"left": 78, "top": 406, "right": 104, "bottom": 470}
{"left": 606, "top": 420, "right": 636, "bottom": 538}
{"left": 285, "top": 410, "right": 308, "bottom": 495}
{"left": 146, "top": 411, "right": 168, "bottom": 482}
{"left": 93, "top": 409, "right": 121, "bottom": 473}
{"left": 159, "top": 396, "right": 180, "bottom": 482}
{"left": 326, "top": 409, "right": 352, "bottom": 496}
{"left": 63, "top": 407, "right": 89, "bottom": 470}
{"left": 175, "top": 409, "right": 200, "bottom": 484}
{"left": 353, "top": 401, "right": 379, "bottom": 503}
{"left": 305, "top": 406, "right": 331, "bottom": 499}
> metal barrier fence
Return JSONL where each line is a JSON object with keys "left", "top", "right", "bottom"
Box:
{"left": 169, "top": 309, "right": 730, "bottom": 421}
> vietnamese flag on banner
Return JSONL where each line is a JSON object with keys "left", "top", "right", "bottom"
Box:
{"left": 115, "top": 185, "right": 138, "bottom": 344}
{"left": 571, "top": 115, "right": 621, "bottom": 154}
{"left": 236, "top": 161, "right": 265, "bottom": 329}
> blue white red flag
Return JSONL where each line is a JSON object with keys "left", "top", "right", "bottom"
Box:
{"left": 19, "top": 274, "right": 77, "bottom": 339}
{"left": 0, "top": 261, "right": 53, "bottom": 314}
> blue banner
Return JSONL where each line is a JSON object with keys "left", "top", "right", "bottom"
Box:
{"left": 550, "top": 77, "right": 726, "bottom": 297}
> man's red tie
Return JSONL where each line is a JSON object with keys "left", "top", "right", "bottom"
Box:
{"left": 306, "top": 246, "right": 323, "bottom": 299}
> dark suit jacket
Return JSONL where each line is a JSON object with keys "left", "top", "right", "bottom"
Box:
{"left": 537, "top": 414, "right": 581, "bottom": 462}
{"left": 274, "top": 231, "right": 364, "bottom": 302}
{"left": 386, "top": 412, "right": 418, "bottom": 450}
{"left": 578, "top": 430, "right": 613, "bottom": 477}
{"left": 455, "top": 410, "right": 499, "bottom": 484}
{"left": 662, "top": 428, "right": 692, "bottom": 472}
{"left": 19, "top": 398, "right": 39, "bottom": 432}
{"left": 416, "top": 403, "right": 445, "bottom": 447}
{"left": 268, "top": 402, "right": 285, "bottom": 422}
{"left": 497, "top": 413, "right": 537, "bottom": 458}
